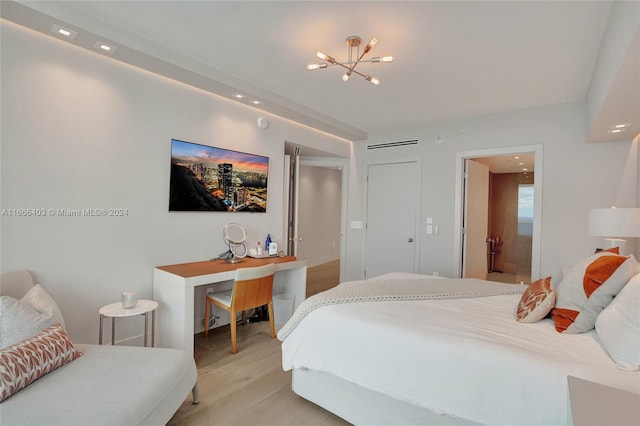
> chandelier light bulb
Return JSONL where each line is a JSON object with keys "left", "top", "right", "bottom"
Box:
{"left": 365, "top": 75, "right": 381, "bottom": 85}
{"left": 364, "top": 37, "right": 378, "bottom": 54}
{"left": 307, "top": 63, "right": 327, "bottom": 70}
{"left": 380, "top": 56, "right": 394, "bottom": 63}
{"left": 316, "top": 51, "right": 327, "bottom": 60}
{"left": 342, "top": 72, "right": 351, "bottom": 81}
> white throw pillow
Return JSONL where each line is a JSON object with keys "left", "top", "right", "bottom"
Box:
{"left": 0, "top": 285, "right": 65, "bottom": 349}
{"left": 551, "top": 252, "right": 636, "bottom": 333}
{"left": 595, "top": 273, "right": 640, "bottom": 371}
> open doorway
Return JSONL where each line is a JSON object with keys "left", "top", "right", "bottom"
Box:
{"left": 284, "top": 144, "right": 349, "bottom": 289}
{"left": 454, "top": 145, "right": 543, "bottom": 284}
{"left": 480, "top": 160, "right": 534, "bottom": 284}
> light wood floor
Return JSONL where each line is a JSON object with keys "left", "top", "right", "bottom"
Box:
{"left": 168, "top": 260, "right": 346, "bottom": 426}
{"left": 306, "top": 259, "right": 340, "bottom": 297}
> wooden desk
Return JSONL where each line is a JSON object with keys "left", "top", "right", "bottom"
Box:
{"left": 153, "top": 256, "right": 307, "bottom": 355}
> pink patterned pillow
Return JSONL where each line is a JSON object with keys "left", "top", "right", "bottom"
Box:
{"left": 516, "top": 277, "right": 555, "bottom": 323}
{"left": 0, "top": 323, "right": 82, "bottom": 401}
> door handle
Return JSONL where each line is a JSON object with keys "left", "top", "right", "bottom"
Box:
{"left": 408, "top": 238, "right": 414, "bottom": 243}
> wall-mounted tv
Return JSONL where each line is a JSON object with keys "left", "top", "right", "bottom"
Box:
{"left": 169, "top": 139, "right": 269, "bottom": 212}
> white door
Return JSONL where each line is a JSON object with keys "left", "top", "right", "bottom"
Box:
{"left": 365, "top": 161, "right": 420, "bottom": 278}
{"left": 462, "top": 159, "right": 489, "bottom": 279}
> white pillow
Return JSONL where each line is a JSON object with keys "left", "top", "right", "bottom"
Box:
{"left": 551, "top": 252, "right": 636, "bottom": 333}
{"left": 595, "top": 274, "right": 640, "bottom": 371}
{"left": 0, "top": 284, "right": 65, "bottom": 349}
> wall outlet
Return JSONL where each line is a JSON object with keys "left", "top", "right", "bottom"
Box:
{"left": 432, "top": 271, "right": 440, "bottom": 276}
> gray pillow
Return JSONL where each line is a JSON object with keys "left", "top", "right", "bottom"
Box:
{"left": 0, "top": 284, "right": 65, "bottom": 348}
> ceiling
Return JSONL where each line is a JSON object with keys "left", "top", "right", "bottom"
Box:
{"left": 2, "top": 1, "right": 637, "bottom": 144}
{"left": 474, "top": 153, "right": 534, "bottom": 174}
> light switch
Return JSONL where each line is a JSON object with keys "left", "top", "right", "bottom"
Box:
{"left": 426, "top": 217, "right": 433, "bottom": 224}
{"left": 426, "top": 225, "right": 433, "bottom": 235}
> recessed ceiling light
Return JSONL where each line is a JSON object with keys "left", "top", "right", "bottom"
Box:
{"left": 251, "top": 100, "right": 262, "bottom": 105}
{"left": 522, "top": 168, "right": 529, "bottom": 171}
{"left": 518, "top": 162, "right": 524, "bottom": 166}
{"left": 232, "top": 93, "right": 244, "bottom": 99}
{"left": 514, "top": 156, "right": 520, "bottom": 159}
{"left": 94, "top": 41, "right": 117, "bottom": 54}
{"left": 51, "top": 24, "right": 77, "bottom": 40}
{"left": 608, "top": 123, "right": 630, "bottom": 133}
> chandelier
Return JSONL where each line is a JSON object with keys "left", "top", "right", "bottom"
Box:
{"left": 307, "top": 35, "right": 393, "bottom": 85}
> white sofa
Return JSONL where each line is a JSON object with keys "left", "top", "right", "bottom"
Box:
{"left": 0, "top": 270, "right": 199, "bottom": 425}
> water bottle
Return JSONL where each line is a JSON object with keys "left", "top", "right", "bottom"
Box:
{"left": 256, "top": 241, "right": 262, "bottom": 256}
{"left": 265, "top": 234, "right": 272, "bottom": 252}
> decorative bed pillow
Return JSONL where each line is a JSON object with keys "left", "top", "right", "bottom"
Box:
{"left": 0, "top": 323, "right": 82, "bottom": 402}
{"left": 595, "top": 273, "right": 640, "bottom": 371}
{"left": 551, "top": 252, "right": 636, "bottom": 333}
{"left": 0, "top": 285, "right": 66, "bottom": 349}
{"left": 516, "top": 277, "right": 554, "bottom": 323}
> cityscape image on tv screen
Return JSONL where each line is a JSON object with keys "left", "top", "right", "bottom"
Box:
{"left": 169, "top": 139, "right": 269, "bottom": 212}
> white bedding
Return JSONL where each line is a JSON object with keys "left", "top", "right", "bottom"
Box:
{"left": 281, "top": 275, "right": 639, "bottom": 425}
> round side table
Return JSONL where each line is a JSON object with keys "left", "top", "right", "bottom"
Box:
{"left": 99, "top": 299, "right": 158, "bottom": 347}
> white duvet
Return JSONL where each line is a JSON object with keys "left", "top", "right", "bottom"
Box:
{"left": 281, "top": 274, "right": 639, "bottom": 425}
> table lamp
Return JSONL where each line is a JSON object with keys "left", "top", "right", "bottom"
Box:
{"left": 588, "top": 207, "right": 640, "bottom": 255}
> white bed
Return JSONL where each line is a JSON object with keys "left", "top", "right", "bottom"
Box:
{"left": 280, "top": 273, "right": 640, "bottom": 425}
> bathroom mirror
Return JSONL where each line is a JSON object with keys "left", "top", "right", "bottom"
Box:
{"left": 222, "top": 223, "right": 247, "bottom": 263}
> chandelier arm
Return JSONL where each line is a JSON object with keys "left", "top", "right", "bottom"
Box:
{"left": 332, "top": 61, "right": 354, "bottom": 73}
{"left": 346, "top": 40, "right": 374, "bottom": 74}
{"left": 326, "top": 60, "right": 372, "bottom": 81}
{"left": 349, "top": 68, "right": 371, "bottom": 80}
{"left": 323, "top": 59, "right": 383, "bottom": 67}
{"left": 341, "top": 65, "right": 369, "bottom": 80}
{"left": 333, "top": 62, "right": 371, "bottom": 79}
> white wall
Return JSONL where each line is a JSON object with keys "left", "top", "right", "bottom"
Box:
{"left": 0, "top": 21, "right": 350, "bottom": 344}
{"left": 3, "top": 18, "right": 637, "bottom": 345}
{"left": 344, "top": 102, "right": 637, "bottom": 282}
{"left": 586, "top": 0, "right": 640, "bottom": 140}
{"left": 297, "top": 165, "right": 341, "bottom": 264}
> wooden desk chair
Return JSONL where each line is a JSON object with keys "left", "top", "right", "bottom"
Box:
{"left": 204, "top": 263, "right": 276, "bottom": 354}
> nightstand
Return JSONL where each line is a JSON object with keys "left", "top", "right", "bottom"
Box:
{"left": 568, "top": 376, "right": 640, "bottom": 426}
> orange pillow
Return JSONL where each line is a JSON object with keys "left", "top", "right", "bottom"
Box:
{"left": 551, "top": 251, "right": 636, "bottom": 333}
{"left": 601, "top": 247, "right": 620, "bottom": 254}
{"left": 516, "top": 277, "right": 555, "bottom": 323}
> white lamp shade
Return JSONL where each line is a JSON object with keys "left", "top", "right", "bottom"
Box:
{"left": 588, "top": 208, "right": 640, "bottom": 238}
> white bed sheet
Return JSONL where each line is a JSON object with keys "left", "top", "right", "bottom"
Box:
{"left": 281, "top": 283, "right": 639, "bottom": 425}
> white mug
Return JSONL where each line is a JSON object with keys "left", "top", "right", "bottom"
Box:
{"left": 121, "top": 291, "right": 138, "bottom": 309}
